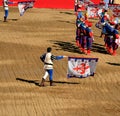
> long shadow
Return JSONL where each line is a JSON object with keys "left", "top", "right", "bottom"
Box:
{"left": 106, "top": 62, "right": 120, "bottom": 66}
{"left": 8, "top": 19, "right": 18, "bottom": 21}
{"left": 56, "top": 20, "right": 75, "bottom": 24}
{"left": 0, "top": 19, "right": 18, "bottom": 22}
{"left": 16, "top": 78, "right": 39, "bottom": 86}
{"left": 16, "top": 78, "right": 80, "bottom": 86}
{"left": 51, "top": 40, "right": 107, "bottom": 54}
{"left": 92, "top": 42, "right": 107, "bottom": 54}
{"left": 59, "top": 11, "right": 74, "bottom": 15}
{"left": 50, "top": 40, "right": 82, "bottom": 54}
{"left": 52, "top": 81, "right": 80, "bottom": 84}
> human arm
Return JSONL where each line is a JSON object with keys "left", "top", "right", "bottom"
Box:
{"left": 40, "top": 53, "right": 46, "bottom": 62}
{"left": 51, "top": 55, "right": 67, "bottom": 60}
{"left": 8, "top": 0, "right": 18, "bottom": 4}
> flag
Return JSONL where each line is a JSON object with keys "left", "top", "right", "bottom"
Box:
{"left": 18, "top": 1, "right": 35, "bottom": 16}
{"left": 87, "top": 3, "right": 120, "bottom": 18}
{"left": 67, "top": 57, "right": 98, "bottom": 78}
{"left": 115, "top": 37, "right": 120, "bottom": 46}
{"left": 87, "top": 4, "right": 104, "bottom": 18}
{"left": 109, "top": 4, "right": 120, "bottom": 17}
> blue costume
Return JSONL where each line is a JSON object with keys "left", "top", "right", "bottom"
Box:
{"left": 40, "top": 47, "right": 65, "bottom": 86}
{"left": 104, "top": 23, "right": 119, "bottom": 55}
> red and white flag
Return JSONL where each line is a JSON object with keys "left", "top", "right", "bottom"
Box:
{"left": 18, "top": 0, "right": 35, "bottom": 16}
{"left": 67, "top": 57, "right": 98, "bottom": 78}
{"left": 109, "top": 4, "right": 120, "bottom": 17}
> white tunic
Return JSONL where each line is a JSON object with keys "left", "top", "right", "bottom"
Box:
{"left": 44, "top": 53, "right": 53, "bottom": 69}
{"left": 3, "top": 0, "right": 9, "bottom": 10}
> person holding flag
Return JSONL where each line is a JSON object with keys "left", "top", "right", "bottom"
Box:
{"left": 39, "top": 47, "right": 67, "bottom": 87}
{"left": 2, "top": 0, "right": 15, "bottom": 22}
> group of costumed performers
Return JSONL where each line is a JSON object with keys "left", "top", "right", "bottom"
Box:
{"left": 75, "top": 0, "right": 120, "bottom": 56}
{"left": 75, "top": 5, "right": 94, "bottom": 55}
{"left": 98, "top": 8, "right": 120, "bottom": 56}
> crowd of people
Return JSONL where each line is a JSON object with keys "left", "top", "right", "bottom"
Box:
{"left": 98, "top": 8, "right": 120, "bottom": 55}
{"left": 75, "top": 4, "right": 94, "bottom": 55}
{"left": 75, "top": 0, "right": 120, "bottom": 56}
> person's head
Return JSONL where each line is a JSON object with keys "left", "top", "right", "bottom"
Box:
{"left": 47, "top": 47, "right": 52, "bottom": 52}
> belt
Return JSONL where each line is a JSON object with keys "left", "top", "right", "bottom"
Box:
{"left": 44, "top": 62, "right": 53, "bottom": 65}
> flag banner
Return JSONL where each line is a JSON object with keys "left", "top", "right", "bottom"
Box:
{"left": 18, "top": 1, "right": 35, "bottom": 16}
{"left": 75, "top": 0, "right": 94, "bottom": 12}
{"left": 87, "top": 4, "right": 120, "bottom": 18}
{"left": 115, "top": 37, "right": 120, "bottom": 46}
{"left": 109, "top": 4, "right": 120, "bottom": 17}
{"left": 87, "top": 4, "right": 104, "bottom": 18}
{"left": 67, "top": 57, "right": 98, "bottom": 78}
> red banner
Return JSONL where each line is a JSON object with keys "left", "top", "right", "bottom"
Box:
{"left": 0, "top": 0, "right": 100, "bottom": 9}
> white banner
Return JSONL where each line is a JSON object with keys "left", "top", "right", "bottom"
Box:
{"left": 109, "top": 4, "right": 120, "bottom": 17}
{"left": 18, "top": 1, "right": 35, "bottom": 16}
{"left": 67, "top": 57, "right": 98, "bottom": 78}
{"left": 87, "top": 4, "right": 104, "bottom": 18}
{"left": 87, "top": 4, "right": 120, "bottom": 18}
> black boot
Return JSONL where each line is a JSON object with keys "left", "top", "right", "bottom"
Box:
{"left": 4, "top": 16, "right": 7, "bottom": 22}
{"left": 39, "top": 78, "right": 45, "bottom": 87}
{"left": 50, "top": 80, "right": 55, "bottom": 86}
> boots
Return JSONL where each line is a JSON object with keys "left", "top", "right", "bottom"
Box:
{"left": 39, "top": 78, "right": 45, "bottom": 87}
{"left": 108, "top": 48, "right": 113, "bottom": 54}
{"left": 112, "top": 50, "right": 116, "bottom": 56}
{"left": 87, "top": 49, "right": 91, "bottom": 55}
{"left": 76, "top": 40, "right": 79, "bottom": 47}
{"left": 50, "top": 80, "right": 55, "bottom": 86}
{"left": 4, "top": 16, "right": 7, "bottom": 22}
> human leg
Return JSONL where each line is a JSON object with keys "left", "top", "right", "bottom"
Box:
{"left": 112, "top": 40, "right": 118, "bottom": 56}
{"left": 81, "top": 36, "right": 87, "bottom": 54}
{"left": 39, "top": 70, "right": 48, "bottom": 86}
{"left": 86, "top": 37, "right": 92, "bottom": 54}
{"left": 47, "top": 69, "right": 54, "bottom": 86}
{"left": 4, "top": 10, "right": 8, "bottom": 22}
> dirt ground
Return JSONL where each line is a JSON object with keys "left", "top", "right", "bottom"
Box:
{"left": 0, "top": 7, "right": 120, "bottom": 116}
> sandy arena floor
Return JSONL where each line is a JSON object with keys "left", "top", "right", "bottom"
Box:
{"left": 0, "top": 7, "right": 120, "bottom": 116}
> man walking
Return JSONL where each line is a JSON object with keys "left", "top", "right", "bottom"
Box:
{"left": 39, "top": 47, "right": 67, "bottom": 87}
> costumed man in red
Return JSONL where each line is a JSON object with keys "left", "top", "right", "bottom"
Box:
{"left": 99, "top": 9, "right": 110, "bottom": 38}
{"left": 75, "top": 5, "right": 84, "bottom": 47}
{"left": 103, "top": 23, "right": 120, "bottom": 55}
{"left": 79, "top": 21, "right": 94, "bottom": 55}
{"left": 84, "top": 22, "right": 94, "bottom": 54}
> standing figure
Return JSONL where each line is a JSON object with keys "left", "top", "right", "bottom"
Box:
{"left": 39, "top": 47, "right": 67, "bottom": 87}
{"left": 84, "top": 22, "right": 94, "bottom": 54}
{"left": 3, "top": 0, "right": 9, "bottom": 22}
{"left": 3, "top": 0, "right": 13, "bottom": 22}
{"left": 75, "top": 5, "right": 84, "bottom": 47}
{"left": 104, "top": 23, "right": 120, "bottom": 55}
{"left": 79, "top": 22, "right": 94, "bottom": 55}
{"left": 99, "top": 9, "right": 110, "bottom": 38}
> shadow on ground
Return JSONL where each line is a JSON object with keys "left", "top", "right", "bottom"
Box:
{"left": 56, "top": 20, "right": 75, "bottom": 24}
{"left": 59, "top": 11, "right": 74, "bottom": 15}
{"left": 16, "top": 78, "right": 39, "bottom": 85}
{"left": 92, "top": 42, "right": 107, "bottom": 54}
{"left": 8, "top": 19, "right": 18, "bottom": 21}
{"left": 16, "top": 78, "right": 80, "bottom": 86}
{"left": 50, "top": 40, "right": 82, "bottom": 54}
{"left": 106, "top": 62, "right": 120, "bottom": 66}
{"left": 50, "top": 40, "right": 107, "bottom": 54}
